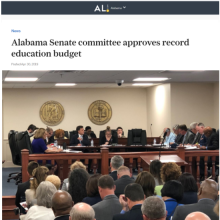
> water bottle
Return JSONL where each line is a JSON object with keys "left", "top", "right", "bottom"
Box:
{"left": 91, "top": 139, "right": 94, "bottom": 147}
{"left": 153, "top": 139, "right": 156, "bottom": 144}
{"left": 54, "top": 140, "right": 58, "bottom": 147}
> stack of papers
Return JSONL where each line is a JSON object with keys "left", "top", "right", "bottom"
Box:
{"left": 184, "top": 146, "right": 198, "bottom": 150}
{"left": 63, "top": 149, "right": 82, "bottom": 153}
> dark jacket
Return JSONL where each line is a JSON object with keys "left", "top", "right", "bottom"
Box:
{"left": 207, "top": 130, "right": 219, "bottom": 150}
{"left": 70, "top": 134, "right": 90, "bottom": 146}
{"left": 179, "top": 192, "right": 198, "bottom": 205}
{"left": 113, "top": 204, "right": 143, "bottom": 220}
{"left": 109, "top": 171, "right": 118, "bottom": 181}
{"left": 175, "top": 134, "right": 184, "bottom": 144}
{"left": 54, "top": 215, "right": 70, "bottom": 220}
{"left": 100, "top": 135, "right": 117, "bottom": 145}
{"left": 172, "top": 199, "right": 219, "bottom": 220}
{"left": 114, "top": 175, "right": 135, "bottom": 197}
{"left": 82, "top": 195, "right": 102, "bottom": 206}
{"left": 15, "top": 180, "right": 30, "bottom": 214}
{"left": 44, "top": 135, "right": 54, "bottom": 145}
{"left": 200, "top": 134, "right": 207, "bottom": 146}
{"left": 192, "top": 132, "right": 201, "bottom": 145}
{"left": 182, "top": 130, "right": 195, "bottom": 145}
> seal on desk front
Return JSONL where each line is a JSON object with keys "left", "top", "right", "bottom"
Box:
{"left": 40, "top": 100, "right": 65, "bottom": 126}
{"left": 88, "top": 100, "right": 112, "bottom": 125}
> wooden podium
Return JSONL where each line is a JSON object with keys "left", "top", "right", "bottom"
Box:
{"left": 141, "top": 155, "right": 188, "bottom": 171}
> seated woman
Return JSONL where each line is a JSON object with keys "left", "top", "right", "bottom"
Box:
{"left": 45, "top": 175, "right": 61, "bottom": 190}
{"left": 82, "top": 174, "right": 102, "bottom": 206}
{"left": 100, "top": 126, "right": 117, "bottom": 145}
{"left": 61, "top": 161, "right": 87, "bottom": 191}
{"left": 135, "top": 171, "right": 155, "bottom": 198}
{"left": 54, "top": 129, "right": 67, "bottom": 139}
{"left": 161, "top": 180, "right": 184, "bottom": 220}
{"left": 178, "top": 172, "right": 198, "bottom": 204}
{"left": 25, "top": 166, "right": 49, "bottom": 208}
{"left": 24, "top": 181, "right": 57, "bottom": 220}
{"left": 150, "top": 159, "right": 163, "bottom": 186}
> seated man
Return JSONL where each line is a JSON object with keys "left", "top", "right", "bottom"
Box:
{"left": 170, "top": 125, "right": 183, "bottom": 146}
{"left": 85, "top": 126, "right": 97, "bottom": 139}
{"left": 70, "top": 125, "right": 90, "bottom": 146}
{"left": 185, "top": 212, "right": 211, "bottom": 220}
{"left": 190, "top": 122, "right": 201, "bottom": 145}
{"left": 163, "top": 128, "right": 175, "bottom": 145}
{"left": 52, "top": 191, "right": 74, "bottom": 220}
{"left": 196, "top": 122, "right": 207, "bottom": 146}
{"left": 109, "top": 155, "right": 124, "bottom": 181}
{"left": 172, "top": 179, "right": 219, "bottom": 220}
{"left": 117, "top": 127, "right": 126, "bottom": 138}
{"left": 92, "top": 175, "right": 121, "bottom": 220}
{"left": 27, "top": 124, "right": 38, "bottom": 137}
{"left": 179, "top": 124, "right": 195, "bottom": 145}
{"left": 70, "top": 203, "right": 95, "bottom": 220}
{"left": 15, "top": 161, "right": 39, "bottom": 214}
{"left": 114, "top": 166, "right": 135, "bottom": 197}
{"left": 113, "top": 183, "right": 145, "bottom": 220}
{"left": 141, "top": 196, "right": 166, "bottom": 220}
{"left": 45, "top": 126, "right": 54, "bottom": 145}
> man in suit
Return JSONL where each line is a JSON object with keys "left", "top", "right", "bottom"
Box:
{"left": 15, "top": 161, "right": 39, "bottom": 214}
{"left": 190, "top": 122, "right": 201, "bottom": 145}
{"left": 92, "top": 175, "right": 121, "bottom": 220}
{"left": 45, "top": 126, "right": 54, "bottom": 145}
{"left": 179, "top": 124, "right": 195, "bottom": 145}
{"left": 114, "top": 166, "right": 135, "bottom": 197}
{"left": 70, "top": 202, "right": 95, "bottom": 220}
{"left": 185, "top": 212, "right": 211, "bottom": 220}
{"left": 27, "top": 124, "right": 38, "bottom": 137}
{"left": 141, "top": 196, "right": 166, "bottom": 220}
{"left": 52, "top": 191, "right": 73, "bottom": 220}
{"left": 196, "top": 122, "right": 207, "bottom": 146}
{"left": 109, "top": 155, "right": 124, "bottom": 181}
{"left": 70, "top": 125, "right": 90, "bottom": 146}
{"left": 113, "top": 183, "right": 144, "bottom": 220}
{"left": 172, "top": 179, "right": 219, "bottom": 220}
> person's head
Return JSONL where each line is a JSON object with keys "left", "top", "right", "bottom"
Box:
{"left": 117, "top": 166, "right": 131, "bottom": 179}
{"left": 76, "top": 126, "right": 84, "bottom": 135}
{"left": 30, "top": 166, "right": 49, "bottom": 191}
{"left": 204, "top": 127, "right": 213, "bottom": 138}
{"left": 172, "top": 124, "right": 179, "bottom": 135}
{"left": 189, "top": 122, "right": 198, "bottom": 134}
{"left": 196, "top": 123, "right": 205, "bottom": 134}
{"left": 52, "top": 190, "right": 74, "bottom": 217}
{"left": 46, "top": 126, "right": 53, "bottom": 138}
{"left": 110, "top": 155, "right": 124, "bottom": 171}
{"left": 214, "top": 200, "right": 219, "bottom": 216}
{"left": 163, "top": 128, "right": 170, "bottom": 136}
{"left": 27, "top": 161, "right": 39, "bottom": 178}
{"left": 179, "top": 124, "right": 188, "bottom": 135}
{"left": 161, "top": 162, "right": 182, "bottom": 183}
{"left": 46, "top": 175, "right": 61, "bottom": 190}
{"left": 34, "top": 128, "right": 47, "bottom": 140}
{"left": 135, "top": 171, "right": 155, "bottom": 198}
{"left": 98, "top": 175, "right": 115, "bottom": 199}
{"left": 198, "top": 179, "right": 218, "bottom": 201}
{"left": 70, "top": 161, "right": 86, "bottom": 171}
{"left": 69, "top": 203, "right": 95, "bottom": 220}
{"left": 86, "top": 174, "right": 102, "bottom": 197}
{"left": 141, "top": 196, "right": 166, "bottom": 220}
{"left": 54, "top": 129, "right": 65, "bottom": 139}
{"left": 105, "top": 126, "right": 112, "bottom": 137}
{"left": 36, "top": 181, "right": 57, "bottom": 208}
{"left": 117, "top": 127, "right": 123, "bottom": 135}
{"left": 185, "top": 212, "right": 211, "bottom": 220}
{"left": 150, "top": 159, "right": 163, "bottom": 185}
{"left": 68, "top": 168, "right": 90, "bottom": 204}
{"left": 179, "top": 172, "right": 198, "bottom": 192}
{"left": 85, "top": 126, "right": 92, "bottom": 135}
{"left": 27, "top": 124, "right": 38, "bottom": 133}
{"left": 161, "top": 180, "right": 184, "bottom": 202}
{"left": 124, "top": 183, "right": 145, "bottom": 210}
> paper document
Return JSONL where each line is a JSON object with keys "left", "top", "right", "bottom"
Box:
{"left": 63, "top": 149, "right": 82, "bottom": 153}
{"left": 20, "top": 202, "right": 28, "bottom": 211}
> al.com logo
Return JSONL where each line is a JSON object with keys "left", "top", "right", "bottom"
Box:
{"left": 94, "top": 4, "right": 110, "bottom": 12}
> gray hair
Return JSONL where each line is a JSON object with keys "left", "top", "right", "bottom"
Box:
{"left": 36, "top": 181, "right": 57, "bottom": 208}
{"left": 70, "top": 203, "right": 95, "bottom": 220}
{"left": 172, "top": 124, "right": 179, "bottom": 130}
{"left": 189, "top": 122, "right": 198, "bottom": 130}
{"left": 198, "top": 122, "right": 205, "bottom": 127}
{"left": 141, "top": 196, "right": 166, "bottom": 219}
{"left": 110, "top": 155, "right": 124, "bottom": 169}
{"left": 46, "top": 126, "right": 53, "bottom": 133}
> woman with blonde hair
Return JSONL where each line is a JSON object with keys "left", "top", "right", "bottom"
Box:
{"left": 100, "top": 126, "right": 117, "bottom": 145}
{"left": 61, "top": 161, "right": 87, "bottom": 191}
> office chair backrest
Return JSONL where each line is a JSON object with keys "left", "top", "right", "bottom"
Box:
{"left": 15, "top": 131, "right": 33, "bottom": 163}
{"left": 69, "top": 130, "right": 77, "bottom": 140}
{"left": 8, "top": 130, "right": 20, "bottom": 166}
{"left": 127, "top": 129, "right": 147, "bottom": 146}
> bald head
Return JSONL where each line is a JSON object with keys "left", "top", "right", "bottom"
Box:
{"left": 70, "top": 203, "right": 95, "bottom": 220}
{"left": 204, "top": 127, "right": 213, "bottom": 137}
{"left": 117, "top": 166, "right": 131, "bottom": 179}
{"left": 185, "top": 212, "right": 210, "bottom": 220}
{"left": 52, "top": 190, "right": 73, "bottom": 217}
{"left": 198, "top": 179, "right": 218, "bottom": 201}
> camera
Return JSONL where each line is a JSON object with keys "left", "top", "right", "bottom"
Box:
{"left": 115, "top": 79, "right": 124, "bottom": 86}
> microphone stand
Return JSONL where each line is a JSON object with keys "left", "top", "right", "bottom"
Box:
{"left": 159, "top": 135, "right": 166, "bottom": 160}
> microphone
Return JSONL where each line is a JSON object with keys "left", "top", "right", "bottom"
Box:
{"left": 150, "top": 124, "right": 153, "bottom": 137}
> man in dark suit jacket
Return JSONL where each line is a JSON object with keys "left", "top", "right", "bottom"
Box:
{"left": 52, "top": 191, "right": 73, "bottom": 220}
{"left": 70, "top": 125, "right": 90, "bottom": 146}
{"left": 172, "top": 179, "right": 219, "bottom": 220}
{"left": 114, "top": 166, "right": 135, "bottom": 197}
{"left": 179, "top": 124, "right": 195, "bottom": 145}
{"left": 113, "top": 183, "right": 144, "bottom": 220}
{"left": 109, "top": 155, "right": 124, "bottom": 181}
{"left": 15, "top": 161, "right": 39, "bottom": 214}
